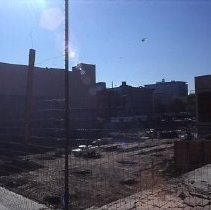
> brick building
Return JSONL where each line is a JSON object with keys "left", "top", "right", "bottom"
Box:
{"left": 97, "top": 82, "right": 153, "bottom": 120}
{"left": 0, "top": 62, "right": 97, "bottom": 136}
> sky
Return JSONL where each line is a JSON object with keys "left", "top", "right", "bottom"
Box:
{"left": 0, "top": 0, "right": 211, "bottom": 91}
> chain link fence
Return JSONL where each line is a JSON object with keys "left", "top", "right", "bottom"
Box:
{"left": 0, "top": 96, "right": 210, "bottom": 210}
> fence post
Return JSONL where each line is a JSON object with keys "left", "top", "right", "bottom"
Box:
{"left": 64, "top": 0, "right": 70, "bottom": 209}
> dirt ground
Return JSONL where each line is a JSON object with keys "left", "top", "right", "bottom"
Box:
{"left": 0, "top": 132, "right": 177, "bottom": 209}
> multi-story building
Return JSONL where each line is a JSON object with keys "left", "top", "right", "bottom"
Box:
{"left": 97, "top": 82, "right": 154, "bottom": 120}
{"left": 0, "top": 62, "right": 97, "bottom": 135}
{"left": 70, "top": 63, "right": 97, "bottom": 128}
{"left": 195, "top": 75, "right": 211, "bottom": 138}
{"left": 145, "top": 79, "right": 188, "bottom": 97}
{"left": 145, "top": 79, "right": 188, "bottom": 113}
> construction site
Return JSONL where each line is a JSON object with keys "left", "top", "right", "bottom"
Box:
{"left": 0, "top": 46, "right": 210, "bottom": 210}
{"left": 0, "top": 0, "right": 211, "bottom": 209}
{"left": 0, "top": 126, "right": 211, "bottom": 209}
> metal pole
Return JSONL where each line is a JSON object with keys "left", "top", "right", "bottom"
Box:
{"left": 24, "top": 49, "right": 35, "bottom": 143}
{"left": 64, "top": 0, "right": 70, "bottom": 209}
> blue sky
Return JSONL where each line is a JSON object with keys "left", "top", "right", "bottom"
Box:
{"left": 0, "top": 0, "right": 211, "bottom": 91}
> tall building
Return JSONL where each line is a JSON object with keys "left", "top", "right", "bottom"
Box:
{"left": 71, "top": 63, "right": 97, "bottom": 128}
{"left": 145, "top": 79, "right": 188, "bottom": 113}
{"left": 195, "top": 75, "right": 211, "bottom": 138}
{"left": 97, "top": 81, "right": 154, "bottom": 120}
{"left": 0, "top": 62, "right": 97, "bottom": 134}
{"left": 145, "top": 79, "right": 188, "bottom": 97}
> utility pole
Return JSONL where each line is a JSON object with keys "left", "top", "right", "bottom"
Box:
{"left": 24, "top": 49, "right": 35, "bottom": 143}
{"left": 64, "top": 0, "right": 70, "bottom": 209}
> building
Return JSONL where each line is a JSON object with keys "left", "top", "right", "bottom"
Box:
{"left": 70, "top": 63, "right": 97, "bottom": 128}
{"left": 97, "top": 82, "right": 154, "bottom": 121}
{"left": 145, "top": 79, "right": 188, "bottom": 113}
{"left": 96, "top": 82, "right": 106, "bottom": 92}
{"left": 145, "top": 79, "right": 188, "bottom": 97}
{"left": 195, "top": 75, "right": 211, "bottom": 138}
{"left": 0, "top": 62, "right": 97, "bottom": 138}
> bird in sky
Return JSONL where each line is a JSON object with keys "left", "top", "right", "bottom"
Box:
{"left": 141, "top": 38, "right": 147, "bottom": 42}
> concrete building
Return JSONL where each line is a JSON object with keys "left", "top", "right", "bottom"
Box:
{"left": 96, "top": 82, "right": 106, "bottom": 92}
{"left": 195, "top": 75, "right": 211, "bottom": 137}
{"left": 97, "top": 82, "right": 153, "bottom": 121}
{"left": 70, "top": 63, "right": 97, "bottom": 128}
{"left": 145, "top": 79, "right": 188, "bottom": 97}
{"left": 0, "top": 62, "right": 97, "bottom": 137}
{"left": 145, "top": 79, "right": 188, "bottom": 113}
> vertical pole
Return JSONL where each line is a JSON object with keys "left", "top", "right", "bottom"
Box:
{"left": 24, "top": 49, "right": 35, "bottom": 143}
{"left": 64, "top": 0, "right": 70, "bottom": 209}
{"left": 195, "top": 87, "right": 199, "bottom": 138}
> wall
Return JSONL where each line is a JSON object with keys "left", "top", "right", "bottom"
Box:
{"left": 174, "top": 140, "right": 211, "bottom": 172}
{"left": 195, "top": 75, "right": 211, "bottom": 137}
{"left": 0, "top": 62, "right": 97, "bottom": 133}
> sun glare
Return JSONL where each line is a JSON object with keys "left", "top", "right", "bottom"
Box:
{"left": 35, "top": 0, "right": 48, "bottom": 8}
{"left": 39, "top": 7, "right": 64, "bottom": 31}
{"left": 19, "top": 0, "right": 48, "bottom": 8}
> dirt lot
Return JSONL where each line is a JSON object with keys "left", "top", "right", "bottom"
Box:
{"left": 0, "top": 132, "right": 177, "bottom": 209}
